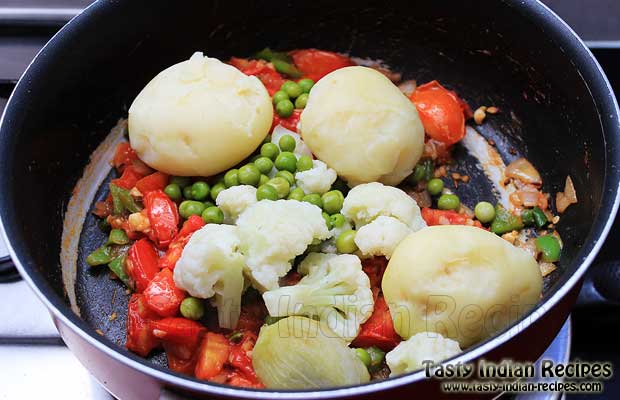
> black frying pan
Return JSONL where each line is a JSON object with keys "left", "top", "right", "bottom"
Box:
{"left": 1, "top": 0, "right": 619, "bottom": 399}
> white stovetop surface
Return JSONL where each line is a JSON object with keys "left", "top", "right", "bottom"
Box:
{"left": 0, "top": 233, "right": 113, "bottom": 399}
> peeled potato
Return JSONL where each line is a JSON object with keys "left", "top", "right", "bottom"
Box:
{"left": 128, "top": 52, "right": 272, "bottom": 176}
{"left": 300, "top": 66, "right": 424, "bottom": 186}
{"left": 382, "top": 225, "right": 542, "bottom": 347}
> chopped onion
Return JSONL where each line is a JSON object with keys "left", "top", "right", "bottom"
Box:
{"left": 398, "top": 79, "right": 417, "bottom": 97}
{"left": 539, "top": 262, "right": 557, "bottom": 277}
{"left": 517, "top": 185, "right": 542, "bottom": 208}
{"left": 555, "top": 176, "right": 577, "bottom": 213}
{"left": 505, "top": 158, "right": 542, "bottom": 185}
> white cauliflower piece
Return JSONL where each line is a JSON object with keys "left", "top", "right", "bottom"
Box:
{"left": 216, "top": 185, "right": 257, "bottom": 224}
{"left": 355, "top": 216, "right": 413, "bottom": 259}
{"left": 237, "top": 200, "right": 331, "bottom": 292}
{"left": 294, "top": 160, "right": 337, "bottom": 195}
{"left": 342, "top": 182, "right": 426, "bottom": 231}
{"left": 173, "top": 224, "right": 245, "bottom": 329}
{"left": 262, "top": 253, "right": 374, "bottom": 342}
{"left": 386, "top": 332, "right": 462, "bottom": 376}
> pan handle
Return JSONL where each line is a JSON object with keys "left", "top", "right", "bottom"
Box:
{"left": 575, "top": 260, "right": 620, "bottom": 307}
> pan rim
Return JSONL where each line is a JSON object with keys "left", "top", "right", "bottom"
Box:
{"left": 1, "top": 0, "right": 619, "bottom": 397}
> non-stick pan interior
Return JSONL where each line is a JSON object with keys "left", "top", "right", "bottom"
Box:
{"left": 0, "top": 0, "right": 615, "bottom": 380}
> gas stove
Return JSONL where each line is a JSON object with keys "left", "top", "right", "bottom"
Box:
{"left": 0, "top": 1, "right": 618, "bottom": 399}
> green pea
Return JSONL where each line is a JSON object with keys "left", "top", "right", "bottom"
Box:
{"left": 302, "top": 193, "right": 323, "bottom": 209}
{"left": 427, "top": 178, "right": 444, "bottom": 196}
{"left": 272, "top": 90, "right": 289, "bottom": 104}
{"left": 260, "top": 142, "right": 280, "bottom": 161}
{"left": 191, "top": 181, "right": 210, "bottom": 201}
{"left": 266, "top": 177, "right": 290, "bottom": 199}
{"left": 535, "top": 235, "right": 561, "bottom": 262}
{"left": 474, "top": 201, "right": 496, "bottom": 223}
{"left": 224, "top": 169, "right": 240, "bottom": 188}
{"left": 438, "top": 194, "right": 460, "bottom": 210}
{"left": 183, "top": 186, "right": 193, "bottom": 199}
{"left": 278, "top": 134, "right": 297, "bottom": 152}
{"left": 355, "top": 348, "right": 371, "bottom": 369}
{"left": 170, "top": 176, "right": 191, "bottom": 188}
{"left": 257, "top": 184, "right": 279, "bottom": 201}
{"left": 295, "top": 93, "right": 309, "bottom": 109}
{"left": 288, "top": 187, "right": 305, "bottom": 201}
{"left": 336, "top": 230, "right": 358, "bottom": 254}
{"left": 202, "top": 206, "right": 224, "bottom": 224}
{"left": 322, "top": 212, "right": 333, "bottom": 230}
{"left": 298, "top": 78, "right": 315, "bottom": 93}
{"left": 281, "top": 80, "right": 302, "bottom": 98}
{"left": 210, "top": 182, "right": 226, "bottom": 201}
{"left": 409, "top": 164, "right": 426, "bottom": 184}
{"left": 108, "top": 228, "right": 129, "bottom": 245}
{"left": 238, "top": 164, "right": 261, "bottom": 186}
{"left": 179, "top": 200, "right": 206, "bottom": 219}
{"left": 163, "top": 183, "right": 182, "bottom": 201}
{"left": 276, "top": 99, "right": 294, "bottom": 118}
{"left": 330, "top": 213, "right": 346, "bottom": 228}
{"left": 275, "top": 170, "right": 295, "bottom": 186}
{"left": 180, "top": 297, "right": 205, "bottom": 320}
{"left": 367, "top": 346, "right": 385, "bottom": 370}
{"left": 321, "top": 190, "right": 344, "bottom": 215}
{"left": 296, "top": 155, "right": 313, "bottom": 172}
{"left": 254, "top": 157, "right": 274, "bottom": 174}
{"left": 259, "top": 174, "right": 270, "bottom": 186}
{"left": 203, "top": 201, "right": 215, "bottom": 209}
{"left": 275, "top": 151, "right": 297, "bottom": 173}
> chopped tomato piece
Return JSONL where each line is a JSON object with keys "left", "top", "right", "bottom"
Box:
{"left": 126, "top": 238, "right": 160, "bottom": 293}
{"left": 281, "top": 270, "right": 302, "bottom": 287}
{"left": 144, "top": 190, "right": 179, "bottom": 249}
{"left": 235, "top": 302, "right": 267, "bottom": 335}
{"left": 227, "top": 370, "right": 264, "bottom": 389}
{"left": 228, "top": 331, "right": 261, "bottom": 385}
{"left": 126, "top": 294, "right": 161, "bottom": 356}
{"left": 163, "top": 341, "right": 199, "bottom": 375}
{"left": 112, "top": 142, "right": 138, "bottom": 171}
{"left": 111, "top": 165, "right": 144, "bottom": 190}
{"left": 144, "top": 268, "right": 186, "bottom": 317}
{"left": 135, "top": 172, "right": 169, "bottom": 195}
{"left": 361, "top": 256, "right": 388, "bottom": 293}
{"left": 272, "top": 109, "right": 302, "bottom": 133}
{"left": 151, "top": 318, "right": 205, "bottom": 347}
{"left": 230, "top": 57, "right": 285, "bottom": 95}
{"left": 421, "top": 208, "right": 482, "bottom": 227}
{"left": 410, "top": 80, "right": 469, "bottom": 145}
{"left": 290, "top": 49, "right": 353, "bottom": 82}
{"left": 158, "top": 215, "right": 205, "bottom": 270}
{"left": 351, "top": 295, "right": 400, "bottom": 352}
{"left": 195, "top": 333, "right": 230, "bottom": 380}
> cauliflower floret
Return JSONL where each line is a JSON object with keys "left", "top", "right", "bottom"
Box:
{"left": 386, "top": 332, "right": 462, "bottom": 376}
{"left": 355, "top": 216, "right": 413, "bottom": 259}
{"left": 262, "top": 253, "right": 374, "bottom": 342}
{"left": 237, "top": 200, "right": 331, "bottom": 291}
{"left": 173, "top": 224, "right": 245, "bottom": 329}
{"left": 216, "top": 185, "right": 257, "bottom": 224}
{"left": 342, "top": 182, "right": 426, "bottom": 231}
{"left": 294, "top": 160, "right": 337, "bottom": 195}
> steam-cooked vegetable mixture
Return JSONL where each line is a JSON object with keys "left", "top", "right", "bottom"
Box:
{"left": 87, "top": 48, "right": 574, "bottom": 389}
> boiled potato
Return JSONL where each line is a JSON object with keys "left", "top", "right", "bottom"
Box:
{"left": 382, "top": 225, "right": 542, "bottom": 347}
{"left": 129, "top": 52, "right": 272, "bottom": 176}
{"left": 300, "top": 66, "right": 424, "bottom": 186}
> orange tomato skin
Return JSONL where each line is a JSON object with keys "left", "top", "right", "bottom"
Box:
{"left": 410, "top": 80, "right": 468, "bottom": 145}
{"left": 290, "top": 49, "right": 353, "bottom": 82}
